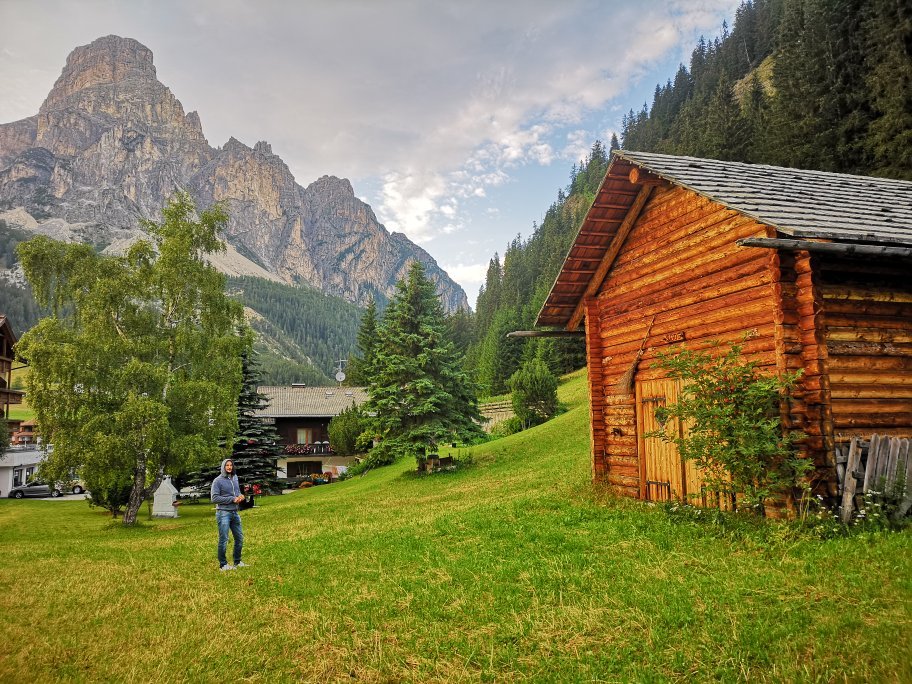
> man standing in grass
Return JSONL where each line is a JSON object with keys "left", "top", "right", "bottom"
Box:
{"left": 211, "top": 459, "right": 247, "bottom": 571}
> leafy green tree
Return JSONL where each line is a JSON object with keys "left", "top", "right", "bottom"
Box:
{"left": 647, "top": 344, "right": 809, "bottom": 514}
{"left": 364, "top": 261, "right": 483, "bottom": 466}
{"left": 16, "top": 193, "right": 246, "bottom": 525}
{"left": 508, "top": 358, "right": 559, "bottom": 430}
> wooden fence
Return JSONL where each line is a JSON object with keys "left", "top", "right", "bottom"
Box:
{"left": 478, "top": 400, "right": 514, "bottom": 432}
{"left": 835, "top": 435, "right": 912, "bottom": 522}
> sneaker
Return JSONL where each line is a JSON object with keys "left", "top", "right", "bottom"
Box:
{"left": 235, "top": 561, "right": 248, "bottom": 568}
{"left": 219, "top": 564, "right": 236, "bottom": 571}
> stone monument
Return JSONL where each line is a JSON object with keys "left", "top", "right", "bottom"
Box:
{"left": 152, "top": 476, "right": 179, "bottom": 518}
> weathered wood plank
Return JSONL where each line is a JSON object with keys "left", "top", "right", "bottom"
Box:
{"left": 898, "top": 440, "right": 912, "bottom": 517}
{"left": 834, "top": 412, "right": 912, "bottom": 429}
{"left": 840, "top": 437, "right": 862, "bottom": 522}
{"left": 829, "top": 385, "right": 912, "bottom": 399}
{"left": 863, "top": 435, "right": 882, "bottom": 493}
{"left": 599, "top": 263, "right": 772, "bottom": 320}
{"left": 827, "top": 329, "right": 912, "bottom": 344}
{"left": 819, "top": 286, "right": 912, "bottom": 304}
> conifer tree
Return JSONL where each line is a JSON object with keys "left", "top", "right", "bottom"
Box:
{"left": 346, "top": 297, "right": 378, "bottom": 385}
{"left": 226, "top": 351, "right": 284, "bottom": 492}
{"left": 364, "top": 261, "right": 483, "bottom": 465}
{"left": 185, "top": 351, "right": 283, "bottom": 493}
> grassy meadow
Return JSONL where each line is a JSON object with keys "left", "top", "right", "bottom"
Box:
{"left": 1, "top": 369, "right": 910, "bottom": 682}
{"left": 7, "top": 365, "right": 33, "bottom": 422}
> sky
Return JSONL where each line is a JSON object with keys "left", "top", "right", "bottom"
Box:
{"left": 0, "top": 0, "right": 742, "bottom": 304}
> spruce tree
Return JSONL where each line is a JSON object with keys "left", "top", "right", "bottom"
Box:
{"left": 364, "top": 261, "right": 484, "bottom": 465}
{"left": 185, "top": 351, "right": 284, "bottom": 494}
{"left": 346, "top": 297, "right": 378, "bottom": 385}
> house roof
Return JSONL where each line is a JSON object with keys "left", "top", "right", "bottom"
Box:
{"left": 537, "top": 151, "right": 912, "bottom": 329}
{"left": 256, "top": 386, "right": 368, "bottom": 418}
{"left": 0, "top": 314, "right": 18, "bottom": 345}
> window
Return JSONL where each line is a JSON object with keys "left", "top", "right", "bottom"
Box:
{"left": 25, "top": 466, "right": 34, "bottom": 482}
{"left": 296, "top": 428, "right": 314, "bottom": 445}
{"left": 287, "top": 460, "right": 322, "bottom": 477}
{"left": 13, "top": 469, "right": 22, "bottom": 487}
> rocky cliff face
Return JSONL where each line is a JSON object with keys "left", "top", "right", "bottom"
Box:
{"left": 0, "top": 35, "right": 467, "bottom": 311}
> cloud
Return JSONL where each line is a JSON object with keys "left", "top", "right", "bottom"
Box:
{"left": 440, "top": 261, "right": 489, "bottom": 298}
{"left": 0, "top": 0, "right": 740, "bottom": 252}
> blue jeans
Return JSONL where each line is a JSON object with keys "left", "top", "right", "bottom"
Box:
{"left": 216, "top": 510, "right": 244, "bottom": 567}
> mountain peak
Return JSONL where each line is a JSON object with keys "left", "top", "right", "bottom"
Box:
{"left": 308, "top": 175, "right": 354, "bottom": 196}
{"left": 42, "top": 36, "right": 156, "bottom": 112}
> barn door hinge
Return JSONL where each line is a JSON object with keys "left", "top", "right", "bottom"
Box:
{"left": 645, "top": 479, "right": 672, "bottom": 501}
{"left": 640, "top": 395, "right": 666, "bottom": 404}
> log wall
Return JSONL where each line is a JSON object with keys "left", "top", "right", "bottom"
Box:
{"left": 819, "top": 255, "right": 912, "bottom": 441}
{"left": 590, "top": 184, "right": 777, "bottom": 497}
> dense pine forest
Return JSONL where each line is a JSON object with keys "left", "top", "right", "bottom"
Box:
{"left": 621, "top": 0, "right": 911, "bottom": 178}
{"left": 466, "top": 0, "right": 912, "bottom": 397}
{"left": 228, "top": 276, "right": 362, "bottom": 385}
{"left": 466, "top": 141, "right": 611, "bottom": 396}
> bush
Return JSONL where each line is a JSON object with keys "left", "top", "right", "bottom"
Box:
{"left": 328, "top": 404, "right": 367, "bottom": 456}
{"left": 85, "top": 474, "right": 133, "bottom": 518}
{"left": 508, "top": 359, "right": 558, "bottom": 430}
{"left": 647, "top": 342, "right": 809, "bottom": 514}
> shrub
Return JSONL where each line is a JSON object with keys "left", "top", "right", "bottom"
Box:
{"left": 328, "top": 404, "right": 367, "bottom": 456}
{"left": 508, "top": 359, "right": 558, "bottom": 430}
{"left": 85, "top": 473, "right": 133, "bottom": 518}
{"left": 647, "top": 342, "right": 809, "bottom": 514}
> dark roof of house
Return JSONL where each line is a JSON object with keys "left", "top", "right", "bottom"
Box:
{"left": 255, "top": 386, "right": 368, "bottom": 418}
{"left": 0, "top": 315, "right": 18, "bottom": 342}
{"left": 536, "top": 151, "right": 912, "bottom": 328}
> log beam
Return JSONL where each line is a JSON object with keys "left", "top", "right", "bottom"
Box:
{"left": 738, "top": 237, "right": 912, "bottom": 259}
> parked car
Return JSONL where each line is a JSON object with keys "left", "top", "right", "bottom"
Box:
{"left": 7, "top": 479, "right": 84, "bottom": 499}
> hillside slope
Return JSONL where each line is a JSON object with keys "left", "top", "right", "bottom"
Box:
{"left": 0, "top": 370, "right": 909, "bottom": 682}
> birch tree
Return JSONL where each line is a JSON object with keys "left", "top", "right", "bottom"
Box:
{"left": 16, "top": 193, "right": 246, "bottom": 524}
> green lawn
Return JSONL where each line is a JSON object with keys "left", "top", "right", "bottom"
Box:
{"left": 1, "top": 369, "right": 909, "bottom": 682}
{"left": 7, "top": 366, "right": 34, "bottom": 421}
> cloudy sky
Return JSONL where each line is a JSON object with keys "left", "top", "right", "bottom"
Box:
{"left": 0, "top": 0, "right": 741, "bottom": 303}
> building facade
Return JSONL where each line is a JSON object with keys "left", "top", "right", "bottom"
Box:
{"left": 538, "top": 151, "right": 912, "bottom": 504}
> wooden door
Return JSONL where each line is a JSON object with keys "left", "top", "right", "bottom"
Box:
{"left": 637, "top": 378, "right": 685, "bottom": 501}
{"left": 636, "top": 378, "right": 719, "bottom": 505}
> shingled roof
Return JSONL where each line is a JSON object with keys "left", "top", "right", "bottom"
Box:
{"left": 537, "top": 151, "right": 912, "bottom": 328}
{"left": 256, "top": 386, "right": 368, "bottom": 418}
{"left": 616, "top": 151, "right": 912, "bottom": 244}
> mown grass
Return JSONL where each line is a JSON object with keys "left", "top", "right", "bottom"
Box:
{"left": 1, "top": 368, "right": 910, "bottom": 682}
{"left": 7, "top": 366, "right": 34, "bottom": 421}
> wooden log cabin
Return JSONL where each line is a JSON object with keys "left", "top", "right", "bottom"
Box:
{"left": 537, "top": 151, "right": 912, "bottom": 503}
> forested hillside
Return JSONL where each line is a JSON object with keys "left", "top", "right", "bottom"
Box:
{"left": 228, "top": 276, "right": 362, "bottom": 385}
{"left": 0, "top": 221, "right": 43, "bottom": 331}
{"left": 467, "top": 140, "right": 613, "bottom": 396}
{"left": 467, "top": 0, "right": 911, "bottom": 397}
{"left": 621, "top": 0, "right": 911, "bottom": 179}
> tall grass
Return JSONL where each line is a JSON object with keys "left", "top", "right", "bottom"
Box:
{"left": 1, "top": 369, "right": 909, "bottom": 682}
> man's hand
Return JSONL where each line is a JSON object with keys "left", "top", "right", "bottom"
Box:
{"left": 234, "top": 495, "right": 245, "bottom": 503}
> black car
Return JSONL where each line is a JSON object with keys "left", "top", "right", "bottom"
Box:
{"left": 7, "top": 480, "right": 84, "bottom": 499}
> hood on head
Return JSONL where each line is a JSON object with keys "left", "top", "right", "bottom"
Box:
{"left": 220, "top": 459, "right": 234, "bottom": 477}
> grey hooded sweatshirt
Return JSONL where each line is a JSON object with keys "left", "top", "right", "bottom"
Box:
{"left": 210, "top": 459, "right": 242, "bottom": 511}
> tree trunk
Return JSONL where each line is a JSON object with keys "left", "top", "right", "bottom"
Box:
{"left": 122, "top": 452, "right": 149, "bottom": 526}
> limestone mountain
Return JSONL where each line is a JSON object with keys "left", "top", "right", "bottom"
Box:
{"left": 0, "top": 35, "right": 468, "bottom": 312}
